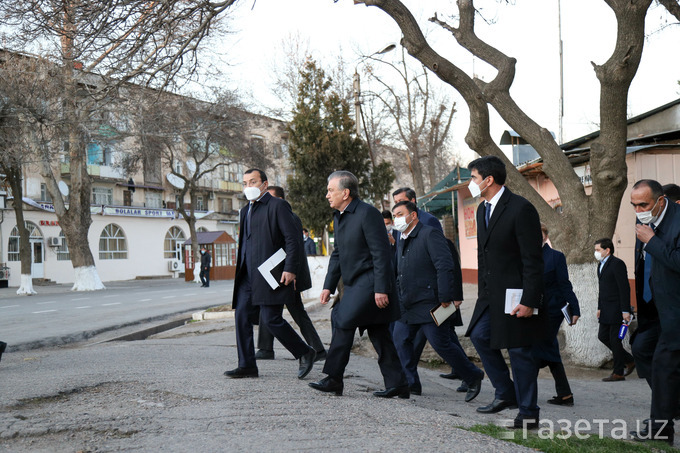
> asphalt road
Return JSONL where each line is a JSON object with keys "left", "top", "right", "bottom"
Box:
{"left": 0, "top": 278, "right": 232, "bottom": 351}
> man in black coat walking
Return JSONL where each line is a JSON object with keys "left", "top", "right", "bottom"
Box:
{"left": 465, "top": 156, "right": 545, "bottom": 430}
{"left": 309, "top": 171, "right": 407, "bottom": 397}
{"left": 255, "top": 186, "right": 326, "bottom": 362}
{"left": 630, "top": 179, "right": 680, "bottom": 444}
{"left": 224, "top": 169, "right": 315, "bottom": 380}
{"left": 594, "top": 237, "right": 634, "bottom": 382}
{"left": 199, "top": 246, "right": 211, "bottom": 288}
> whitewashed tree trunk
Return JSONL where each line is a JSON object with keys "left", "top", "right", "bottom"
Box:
{"left": 562, "top": 263, "right": 612, "bottom": 366}
{"left": 71, "top": 266, "right": 106, "bottom": 291}
{"left": 193, "top": 263, "right": 202, "bottom": 283}
{"left": 16, "top": 274, "right": 37, "bottom": 296}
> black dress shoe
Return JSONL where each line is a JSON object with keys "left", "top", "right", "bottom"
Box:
{"left": 309, "top": 376, "right": 343, "bottom": 395}
{"left": 224, "top": 367, "right": 258, "bottom": 378}
{"left": 298, "top": 348, "right": 315, "bottom": 379}
{"left": 0, "top": 341, "right": 6, "bottom": 362}
{"left": 410, "top": 384, "right": 422, "bottom": 396}
{"left": 476, "top": 398, "right": 518, "bottom": 414}
{"left": 439, "top": 371, "right": 460, "bottom": 380}
{"left": 631, "top": 420, "right": 674, "bottom": 445}
{"left": 512, "top": 414, "right": 539, "bottom": 430}
{"left": 456, "top": 382, "right": 469, "bottom": 393}
{"left": 314, "top": 350, "right": 327, "bottom": 362}
{"left": 547, "top": 395, "right": 574, "bottom": 406}
{"left": 465, "top": 372, "right": 484, "bottom": 403}
{"left": 255, "top": 350, "right": 275, "bottom": 360}
{"left": 373, "top": 386, "right": 410, "bottom": 399}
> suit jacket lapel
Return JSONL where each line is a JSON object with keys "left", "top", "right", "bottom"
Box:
{"left": 482, "top": 188, "right": 511, "bottom": 246}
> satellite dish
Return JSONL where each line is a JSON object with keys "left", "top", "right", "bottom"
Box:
{"left": 186, "top": 160, "right": 197, "bottom": 172}
{"left": 166, "top": 173, "right": 185, "bottom": 189}
{"left": 58, "top": 181, "right": 69, "bottom": 197}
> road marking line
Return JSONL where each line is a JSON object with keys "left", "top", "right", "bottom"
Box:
{"left": 75, "top": 306, "right": 91, "bottom": 309}
{"left": 102, "top": 294, "right": 117, "bottom": 298}
{"left": 71, "top": 297, "right": 90, "bottom": 301}
{"left": 1, "top": 305, "right": 20, "bottom": 309}
{"left": 33, "top": 309, "right": 57, "bottom": 314}
{"left": 37, "top": 301, "right": 56, "bottom": 305}
{"left": 102, "top": 302, "right": 121, "bottom": 306}
{"left": 139, "top": 299, "right": 152, "bottom": 302}
{"left": 185, "top": 293, "right": 197, "bottom": 296}
{"left": 161, "top": 296, "right": 176, "bottom": 299}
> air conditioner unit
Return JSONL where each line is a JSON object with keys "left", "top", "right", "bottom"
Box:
{"left": 48, "top": 237, "right": 63, "bottom": 247}
{"left": 168, "top": 260, "right": 182, "bottom": 272}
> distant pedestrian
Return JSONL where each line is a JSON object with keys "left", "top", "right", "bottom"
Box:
{"left": 309, "top": 171, "right": 407, "bottom": 397}
{"left": 0, "top": 341, "right": 6, "bottom": 362}
{"left": 199, "top": 246, "right": 211, "bottom": 288}
{"left": 594, "top": 237, "right": 635, "bottom": 382}
{"left": 303, "top": 228, "right": 317, "bottom": 256}
{"left": 382, "top": 210, "right": 396, "bottom": 247}
{"left": 532, "top": 224, "right": 580, "bottom": 406}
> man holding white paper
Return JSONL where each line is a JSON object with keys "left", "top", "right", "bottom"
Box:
{"left": 390, "top": 201, "right": 484, "bottom": 401}
{"left": 465, "top": 156, "right": 545, "bottom": 430}
{"left": 224, "top": 169, "right": 316, "bottom": 380}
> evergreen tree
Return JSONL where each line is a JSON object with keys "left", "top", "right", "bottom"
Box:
{"left": 288, "top": 59, "right": 393, "bottom": 234}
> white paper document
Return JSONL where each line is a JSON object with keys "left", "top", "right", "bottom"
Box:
{"left": 430, "top": 303, "right": 458, "bottom": 326}
{"left": 504, "top": 288, "right": 538, "bottom": 315}
{"left": 257, "top": 248, "right": 287, "bottom": 290}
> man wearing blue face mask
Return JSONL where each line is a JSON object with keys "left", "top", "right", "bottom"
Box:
{"left": 225, "top": 168, "right": 316, "bottom": 380}
{"left": 630, "top": 179, "right": 680, "bottom": 445}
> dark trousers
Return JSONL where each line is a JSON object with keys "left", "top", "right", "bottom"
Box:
{"left": 323, "top": 324, "right": 407, "bottom": 389}
{"left": 199, "top": 268, "right": 210, "bottom": 286}
{"left": 470, "top": 309, "right": 539, "bottom": 417}
{"left": 598, "top": 323, "right": 634, "bottom": 375}
{"left": 534, "top": 316, "right": 572, "bottom": 397}
{"left": 632, "top": 321, "right": 661, "bottom": 387}
{"left": 412, "top": 323, "right": 462, "bottom": 371}
{"left": 257, "top": 291, "right": 325, "bottom": 353}
{"left": 234, "top": 273, "right": 310, "bottom": 369}
{"left": 393, "top": 320, "right": 481, "bottom": 388}
{"left": 650, "top": 337, "right": 680, "bottom": 432}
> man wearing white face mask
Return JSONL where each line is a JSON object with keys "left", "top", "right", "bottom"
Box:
{"left": 593, "top": 237, "right": 633, "bottom": 382}
{"left": 630, "top": 179, "right": 680, "bottom": 445}
{"left": 225, "top": 168, "right": 316, "bottom": 380}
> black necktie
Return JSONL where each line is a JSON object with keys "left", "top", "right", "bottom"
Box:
{"left": 485, "top": 202, "right": 491, "bottom": 228}
{"left": 643, "top": 223, "right": 656, "bottom": 302}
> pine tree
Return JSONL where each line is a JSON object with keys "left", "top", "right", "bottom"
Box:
{"left": 287, "top": 59, "right": 392, "bottom": 234}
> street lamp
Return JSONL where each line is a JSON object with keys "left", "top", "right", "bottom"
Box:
{"left": 353, "top": 43, "right": 397, "bottom": 137}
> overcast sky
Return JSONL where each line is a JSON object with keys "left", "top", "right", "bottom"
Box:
{"left": 216, "top": 0, "right": 680, "bottom": 163}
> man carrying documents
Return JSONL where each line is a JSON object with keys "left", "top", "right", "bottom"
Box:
{"left": 464, "top": 156, "right": 546, "bottom": 430}
{"left": 224, "top": 168, "right": 316, "bottom": 380}
{"left": 390, "top": 201, "right": 484, "bottom": 402}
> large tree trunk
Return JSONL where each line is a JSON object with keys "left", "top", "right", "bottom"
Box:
{"left": 7, "top": 167, "right": 37, "bottom": 295}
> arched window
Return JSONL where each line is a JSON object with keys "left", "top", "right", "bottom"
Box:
{"left": 56, "top": 230, "right": 70, "bottom": 261}
{"left": 197, "top": 226, "right": 208, "bottom": 233}
{"left": 164, "top": 226, "right": 186, "bottom": 260}
{"left": 99, "top": 224, "right": 127, "bottom": 259}
{"left": 8, "top": 222, "right": 42, "bottom": 261}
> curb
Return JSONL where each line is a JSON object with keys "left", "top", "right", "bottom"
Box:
{"left": 191, "top": 299, "right": 323, "bottom": 321}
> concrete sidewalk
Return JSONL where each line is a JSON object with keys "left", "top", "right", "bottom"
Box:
{"left": 0, "top": 279, "right": 670, "bottom": 452}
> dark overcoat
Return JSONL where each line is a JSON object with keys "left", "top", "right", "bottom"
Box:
{"left": 465, "top": 188, "right": 546, "bottom": 349}
{"left": 292, "top": 212, "right": 312, "bottom": 292}
{"left": 543, "top": 244, "right": 580, "bottom": 319}
{"left": 232, "top": 192, "right": 300, "bottom": 307}
{"left": 597, "top": 255, "right": 630, "bottom": 325}
{"left": 395, "top": 222, "right": 455, "bottom": 324}
{"left": 643, "top": 200, "right": 680, "bottom": 350}
{"left": 323, "top": 198, "right": 399, "bottom": 329}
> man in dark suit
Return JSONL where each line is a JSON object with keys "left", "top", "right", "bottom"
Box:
{"left": 199, "top": 246, "right": 211, "bottom": 288}
{"left": 392, "top": 187, "right": 442, "bottom": 232}
{"left": 224, "top": 169, "right": 316, "bottom": 380}
{"left": 309, "top": 171, "right": 407, "bottom": 397}
{"left": 391, "top": 200, "right": 484, "bottom": 400}
{"left": 255, "top": 186, "right": 326, "bottom": 362}
{"left": 465, "top": 155, "right": 545, "bottom": 430}
{"left": 303, "top": 228, "right": 317, "bottom": 256}
{"left": 594, "top": 237, "right": 634, "bottom": 382}
{"left": 630, "top": 179, "right": 680, "bottom": 444}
